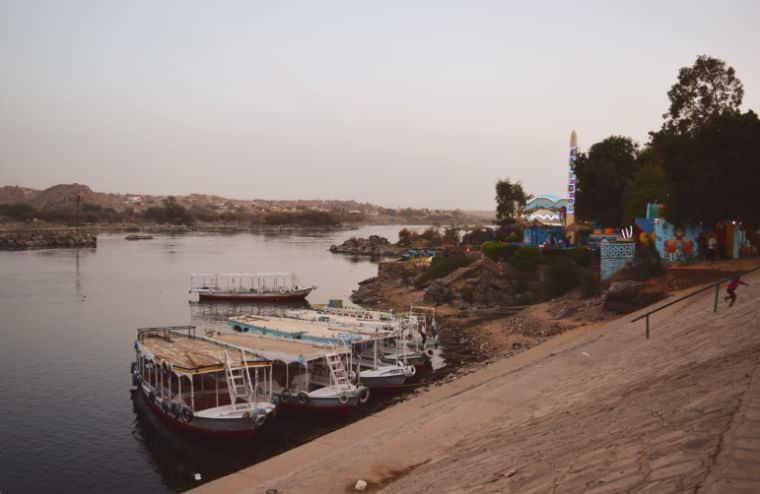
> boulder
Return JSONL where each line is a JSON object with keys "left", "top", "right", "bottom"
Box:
{"left": 603, "top": 280, "right": 663, "bottom": 313}
{"left": 424, "top": 281, "right": 452, "bottom": 304}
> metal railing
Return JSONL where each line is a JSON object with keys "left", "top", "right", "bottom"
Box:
{"left": 632, "top": 264, "right": 760, "bottom": 339}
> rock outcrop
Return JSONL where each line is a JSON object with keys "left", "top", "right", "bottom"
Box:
{"left": 0, "top": 229, "right": 97, "bottom": 250}
{"left": 330, "top": 235, "right": 401, "bottom": 257}
{"left": 603, "top": 280, "right": 664, "bottom": 313}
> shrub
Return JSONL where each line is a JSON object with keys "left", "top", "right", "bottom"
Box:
{"left": 0, "top": 203, "right": 36, "bottom": 221}
{"left": 630, "top": 243, "right": 664, "bottom": 281}
{"left": 579, "top": 269, "right": 600, "bottom": 298}
{"left": 565, "top": 247, "right": 594, "bottom": 267}
{"left": 483, "top": 241, "right": 520, "bottom": 261}
{"left": 263, "top": 210, "right": 340, "bottom": 226}
{"left": 508, "top": 246, "right": 541, "bottom": 270}
{"left": 546, "top": 257, "right": 578, "bottom": 297}
{"left": 415, "top": 254, "right": 473, "bottom": 287}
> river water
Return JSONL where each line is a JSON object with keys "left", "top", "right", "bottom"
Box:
{"left": 0, "top": 225, "right": 422, "bottom": 493}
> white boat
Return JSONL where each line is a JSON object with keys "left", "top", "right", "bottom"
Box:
{"left": 207, "top": 331, "right": 370, "bottom": 415}
{"left": 131, "top": 326, "right": 277, "bottom": 438}
{"left": 227, "top": 315, "right": 417, "bottom": 390}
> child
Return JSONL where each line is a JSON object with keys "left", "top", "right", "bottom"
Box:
{"left": 725, "top": 274, "right": 749, "bottom": 307}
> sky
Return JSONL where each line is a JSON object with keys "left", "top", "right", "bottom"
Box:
{"left": 1, "top": 1, "right": 759, "bottom": 210}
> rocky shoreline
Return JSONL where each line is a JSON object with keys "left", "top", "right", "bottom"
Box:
{"left": 0, "top": 229, "right": 97, "bottom": 250}
{"left": 329, "top": 235, "right": 403, "bottom": 257}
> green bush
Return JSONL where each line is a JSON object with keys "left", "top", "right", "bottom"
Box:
{"left": 631, "top": 243, "right": 664, "bottom": 281}
{"left": 565, "top": 247, "right": 594, "bottom": 267}
{"left": 483, "top": 241, "right": 520, "bottom": 261}
{"left": 415, "top": 254, "right": 473, "bottom": 287}
{"left": 546, "top": 257, "right": 579, "bottom": 297}
{"left": 579, "top": 270, "right": 600, "bottom": 298}
{"left": 508, "top": 246, "right": 541, "bottom": 270}
{"left": 0, "top": 203, "right": 36, "bottom": 221}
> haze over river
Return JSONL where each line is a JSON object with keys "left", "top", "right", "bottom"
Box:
{"left": 0, "top": 225, "right": 420, "bottom": 493}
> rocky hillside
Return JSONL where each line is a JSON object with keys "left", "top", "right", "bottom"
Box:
{"left": 0, "top": 183, "right": 489, "bottom": 225}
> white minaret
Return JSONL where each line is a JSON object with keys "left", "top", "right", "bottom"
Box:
{"left": 566, "top": 130, "right": 578, "bottom": 234}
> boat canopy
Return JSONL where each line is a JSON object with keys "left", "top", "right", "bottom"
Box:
{"left": 137, "top": 326, "right": 272, "bottom": 375}
{"left": 190, "top": 272, "right": 301, "bottom": 291}
{"left": 213, "top": 332, "right": 350, "bottom": 365}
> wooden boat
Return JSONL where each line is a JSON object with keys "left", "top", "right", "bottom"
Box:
{"left": 227, "top": 315, "right": 418, "bottom": 390}
{"left": 208, "top": 331, "right": 370, "bottom": 415}
{"left": 131, "top": 326, "right": 277, "bottom": 438}
{"left": 189, "top": 273, "right": 316, "bottom": 302}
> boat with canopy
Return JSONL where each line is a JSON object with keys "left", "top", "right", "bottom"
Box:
{"left": 227, "top": 315, "right": 418, "bottom": 390}
{"left": 207, "top": 331, "right": 370, "bottom": 414}
{"left": 189, "top": 272, "right": 316, "bottom": 302}
{"left": 131, "top": 326, "right": 277, "bottom": 437}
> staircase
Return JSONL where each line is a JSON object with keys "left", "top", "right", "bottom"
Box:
{"left": 326, "top": 353, "right": 350, "bottom": 386}
{"left": 224, "top": 350, "right": 254, "bottom": 410}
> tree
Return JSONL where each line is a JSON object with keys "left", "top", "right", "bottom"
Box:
{"left": 662, "top": 55, "right": 744, "bottom": 135}
{"left": 652, "top": 110, "right": 760, "bottom": 229}
{"left": 574, "top": 136, "right": 639, "bottom": 227}
{"left": 495, "top": 179, "right": 529, "bottom": 223}
{"left": 622, "top": 161, "right": 671, "bottom": 224}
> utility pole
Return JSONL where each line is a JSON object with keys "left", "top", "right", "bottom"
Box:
{"left": 75, "top": 193, "right": 81, "bottom": 234}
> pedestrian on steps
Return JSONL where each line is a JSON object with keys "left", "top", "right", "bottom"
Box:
{"left": 725, "top": 274, "right": 749, "bottom": 307}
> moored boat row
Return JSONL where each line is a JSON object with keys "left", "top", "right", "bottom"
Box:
{"left": 134, "top": 274, "right": 442, "bottom": 439}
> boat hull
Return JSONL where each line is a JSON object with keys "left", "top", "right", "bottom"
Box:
{"left": 198, "top": 287, "right": 313, "bottom": 302}
{"left": 275, "top": 392, "right": 362, "bottom": 416}
{"left": 133, "top": 384, "right": 266, "bottom": 438}
{"left": 358, "top": 374, "right": 409, "bottom": 390}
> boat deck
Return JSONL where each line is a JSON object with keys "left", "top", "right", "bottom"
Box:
{"left": 139, "top": 332, "right": 268, "bottom": 371}
{"left": 229, "top": 315, "right": 390, "bottom": 341}
{"left": 213, "top": 333, "right": 348, "bottom": 363}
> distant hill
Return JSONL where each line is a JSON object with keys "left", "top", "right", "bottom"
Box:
{"left": 0, "top": 183, "right": 493, "bottom": 225}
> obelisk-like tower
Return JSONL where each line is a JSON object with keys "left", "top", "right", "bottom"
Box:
{"left": 566, "top": 130, "right": 577, "bottom": 235}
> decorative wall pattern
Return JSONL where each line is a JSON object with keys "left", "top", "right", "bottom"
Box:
{"left": 600, "top": 241, "right": 635, "bottom": 280}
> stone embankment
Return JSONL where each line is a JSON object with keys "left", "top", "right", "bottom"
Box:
{"left": 0, "top": 229, "right": 97, "bottom": 250}
{"left": 330, "top": 235, "right": 402, "bottom": 257}
{"left": 194, "top": 270, "right": 760, "bottom": 494}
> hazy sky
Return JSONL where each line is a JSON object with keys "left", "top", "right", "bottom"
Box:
{"left": 1, "top": 1, "right": 758, "bottom": 209}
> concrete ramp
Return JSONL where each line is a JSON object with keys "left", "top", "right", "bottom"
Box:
{"left": 192, "top": 273, "right": 760, "bottom": 494}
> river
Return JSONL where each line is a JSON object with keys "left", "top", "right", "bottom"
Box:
{"left": 0, "top": 225, "right": 424, "bottom": 493}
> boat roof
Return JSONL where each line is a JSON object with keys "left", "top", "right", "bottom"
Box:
{"left": 212, "top": 332, "right": 348, "bottom": 364}
{"left": 137, "top": 326, "right": 271, "bottom": 374}
{"left": 191, "top": 272, "right": 296, "bottom": 279}
{"left": 228, "top": 315, "right": 389, "bottom": 343}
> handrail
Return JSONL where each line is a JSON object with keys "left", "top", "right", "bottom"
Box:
{"left": 631, "top": 263, "right": 760, "bottom": 339}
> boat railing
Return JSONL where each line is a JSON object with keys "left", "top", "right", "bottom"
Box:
{"left": 138, "top": 325, "right": 195, "bottom": 342}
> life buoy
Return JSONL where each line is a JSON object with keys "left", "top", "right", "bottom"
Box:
{"left": 338, "top": 392, "right": 349, "bottom": 405}
{"left": 281, "top": 389, "right": 292, "bottom": 402}
{"left": 279, "top": 288, "right": 287, "bottom": 294}
{"left": 132, "top": 372, "right": 142, "bottom": 387}
{"left": 425, "top": 348, "right": 435, "bottom": 358}
{"left": 254, "top": 412, "right": 267, "bottom": 427}
{"left": 272, "top": 394, "right": 282, "bottom": 407}
{"left": 297, "top": 391, "right": 309, "bottom": 405}
{"left": 170, "top": 402, "right": 181, "bottom": 418}
{"left": 180, "top": 407, "right": 193, "bottom": 423}
{"left": 358, "top": 386, "right": 370, "bottom": 404}
{"left": 161, "top": 400, "right": 169, "bottom": 413}
{"left": 405, "top": 365, "right": 417, "bottom": 377}
{"left": 130, "top": 362, "right": 137, "bottom": 374}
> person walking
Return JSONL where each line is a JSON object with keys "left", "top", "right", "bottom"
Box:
{"left": 724, "top": 274, "right": 749, "bottom": 307}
